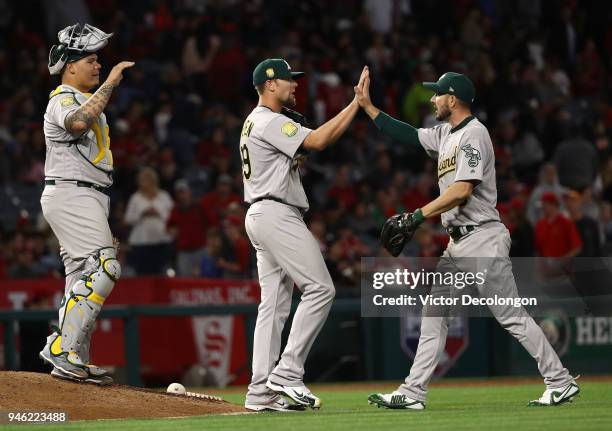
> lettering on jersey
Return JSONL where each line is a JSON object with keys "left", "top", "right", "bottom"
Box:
{"left": 241, "top": 119, "right": 254, "bottom": 138}
{"left": 60, "top": 96, "right": 75, "bottom": 107}
{"left": 438, "top": 146, "right": 458, "bottom": 178}
{"left": 461, "top": 143, "right": 481, "bottom": 168}
{"left": 281, "top": 122, "right": 298, "bottom": 137}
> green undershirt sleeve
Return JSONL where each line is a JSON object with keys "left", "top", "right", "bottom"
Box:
{"left": 373, "top": 111, "right": 421, "bottom": 147}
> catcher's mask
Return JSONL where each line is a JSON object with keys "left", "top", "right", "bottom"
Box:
{"left": 48, "top": 23, "right": 113, "bottom": 75}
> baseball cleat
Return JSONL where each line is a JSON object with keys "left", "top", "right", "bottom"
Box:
{"left": 527, "top": 382, "right": 580, "bottom": 406}
{"left": 40, "top": 344, "right": 88, "bottom": 379}
{"left": 367, "top": 391, "right": 426, "bottom": 410}
{"left": 245, "top": 395, "right": 306, "bottom": 412}
{"left": 85, "top": 363, "right": 111, "bottom": 377}
{"left": 266, "top": 381, "right": 322, "bottom": 409}
{"left": 51, "top": 367, "right": 113, "bottom": 386}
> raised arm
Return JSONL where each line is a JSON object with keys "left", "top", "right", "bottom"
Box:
{"left": 302, "top": 66, "right": 368, "bottom": 151}
{"left": 354, "top": 68, "right": 421, "bottom": 147}
{"left": 64, "top": 61, "right": 135, "bottom": 135}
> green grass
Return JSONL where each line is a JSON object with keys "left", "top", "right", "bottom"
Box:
{"left": 5, "top": 381, "right": 612, "bottom": 431}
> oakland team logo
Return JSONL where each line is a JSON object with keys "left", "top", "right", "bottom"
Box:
{"left": 461, "top": 144, "right": 481, "bottom": 167}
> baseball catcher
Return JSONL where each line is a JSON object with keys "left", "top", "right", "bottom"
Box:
{"left": 39, "top": 23, "right": 134, "bottom": 385}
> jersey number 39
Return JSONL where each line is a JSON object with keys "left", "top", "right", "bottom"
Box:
{"left": 240, "top": 143, "right": 251, "bottom": 180}
{"left": 240, "top": 120, "right": 254, "bottom": 180}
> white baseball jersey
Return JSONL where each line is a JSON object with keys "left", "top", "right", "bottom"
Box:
{"left": 43, "top": 84, "right": 113, "bottom": 187}
{"left": 240, "top": 106, "right": 312, "bottom": 210}
{"left": 417, "top": 116, "right": 500, "bottom": 227}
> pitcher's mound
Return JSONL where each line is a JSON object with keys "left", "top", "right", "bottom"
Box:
{"left": 0, "top": 371, "right": 246, "bottom": 421}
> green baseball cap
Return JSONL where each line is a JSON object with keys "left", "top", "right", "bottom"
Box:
{"left": 252, "top": 58, "right": 305, "bottom": 86}
{"left": 423, "top": 72, "right": 475, "bottom": 104}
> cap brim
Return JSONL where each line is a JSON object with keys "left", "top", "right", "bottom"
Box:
{"left": 291, "top": 71, "right": 305, "bottom": 79}
{"left": 422, "top": 82, "right": 443, "bottom": 93}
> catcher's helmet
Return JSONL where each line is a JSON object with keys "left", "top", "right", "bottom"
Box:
{"left": 48, "top": 23, "right": 113, "bottom": 75}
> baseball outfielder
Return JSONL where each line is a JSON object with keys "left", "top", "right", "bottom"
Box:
{"left": 356, "top": 68, "right": 579, "bottom": 408}
{"left": 242, "top": 59, "right": 366, "bottom": 411}
{"left": 39, "top": 23, "right": 134, "bottom": 385}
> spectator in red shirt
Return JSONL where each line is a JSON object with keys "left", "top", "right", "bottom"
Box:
{"left": 218, "top": 217, "right": 251, "bottom": 279}
{"left": 534, "top": 192, "right": 582, "bottom": 257}
{"left": 564, "top": 190, "right": 601, "bottom": 257}
{"left": 200, "top": 174, "right": 240, "bottom": 227}
{"left": 167, "top": 180, "right": 207, "bottom": 276}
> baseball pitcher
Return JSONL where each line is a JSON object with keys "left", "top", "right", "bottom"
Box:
{"left": 356, "top": 68, "right": 579, "bottom": 409}
{"left": 242, "top": 59, "right": 366, "bottom": 411}
{"left": 39, "top": 23, "right": 134, "bottom": 385}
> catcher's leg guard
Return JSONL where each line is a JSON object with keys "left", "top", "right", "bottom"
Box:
{"left": 78, "top": 246, "right": 121, "bottom": 367}
{"left": 59, "top": 247, "right": 121, "bottom": 361}
{"left": 41, "top": 248, "right": 88, "bottom": 372}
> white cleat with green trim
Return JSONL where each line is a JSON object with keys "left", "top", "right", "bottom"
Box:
{"left": 368, "top": 391, "right": 426, "bottom": 410}
{"left": 528, "top": 382, "right": 580, "bottom": 406}
{"left": 266, "top": 381, "right": 321, "bottom": 409}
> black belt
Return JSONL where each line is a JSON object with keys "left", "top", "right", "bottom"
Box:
{"left": 446, "top": 225, "right": 476, "bottom": 241}
{"left": 250, "top": 196, "right": 307, "bottom": 214}
{"left": 45, "top": 179, "right": 109, "bottom": 195}
{"left": 251, "top": 196, "right": 287, "bottom": 205}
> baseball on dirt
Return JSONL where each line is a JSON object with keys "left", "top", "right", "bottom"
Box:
{"left": 167, "top": 383, "right": 186, "bottom": 395}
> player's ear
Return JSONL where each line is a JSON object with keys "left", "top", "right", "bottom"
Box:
{"left": 267, "top": 79, "right": 276, "bottom": 92}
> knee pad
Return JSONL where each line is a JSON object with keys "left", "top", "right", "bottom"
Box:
{"left": 84, "top": 246, "right": 121, "bottom": 298}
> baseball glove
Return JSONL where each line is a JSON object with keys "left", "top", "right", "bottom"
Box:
{"left": 380, "top": 211, "right": 423, "bottom": 257}
{"left": 281, "top": 107, "right": 309, "bottom": 127}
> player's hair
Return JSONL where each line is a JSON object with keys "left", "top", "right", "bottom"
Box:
{"left": 454, "top": 98, "right": 471, "bottom": 110}
{"left": 255, "top": 83, "right": 266, "bottom": 95}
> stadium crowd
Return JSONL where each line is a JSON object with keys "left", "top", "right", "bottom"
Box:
{"left": 0, "top": 0, "right": 611, "bottom": 287}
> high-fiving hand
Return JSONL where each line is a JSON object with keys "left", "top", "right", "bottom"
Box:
{"left": 353, "top": 66, "right": 369, "bottom": 105}
{"left": 354, "top": 66, "right": 380, "bottom": 119}
{"left": 354, "top": 66, "right": 372, "bottom": 108}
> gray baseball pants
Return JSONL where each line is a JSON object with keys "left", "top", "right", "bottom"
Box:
{"left": 244, "top": 200, "right": 335, "bottom": 404}
{"left": 398, "top": 222, "right": 573, "bottom": 401}
{"left": 40, "top": 183, "right": 113, "bottom": 361}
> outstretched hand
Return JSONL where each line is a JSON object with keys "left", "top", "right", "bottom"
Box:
{"left": 354, "top": 66, "right": 380, "bottom": 119}
{"left": 353, "top": 66, "right": 368, "bottom": 104}
{"left": 354, "top": 66, "right": 372, "bottom": 108}
{"left": 106, "top": 61, "right": 135, "bottom": 87}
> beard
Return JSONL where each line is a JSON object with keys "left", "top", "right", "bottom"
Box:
{"left": 282, "top": 93, "right": 297, "bottom": 107}
{"left": 435, "top": 104, "right": 451, "bottom": 121}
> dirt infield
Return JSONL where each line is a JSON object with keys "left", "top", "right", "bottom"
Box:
{"left": 0, "top": 371, "right": 247, "bottom": 421}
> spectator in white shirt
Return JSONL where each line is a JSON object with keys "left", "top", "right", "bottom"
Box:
{"left": 124, "top": 167, "right": 174, "bottom": 274}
